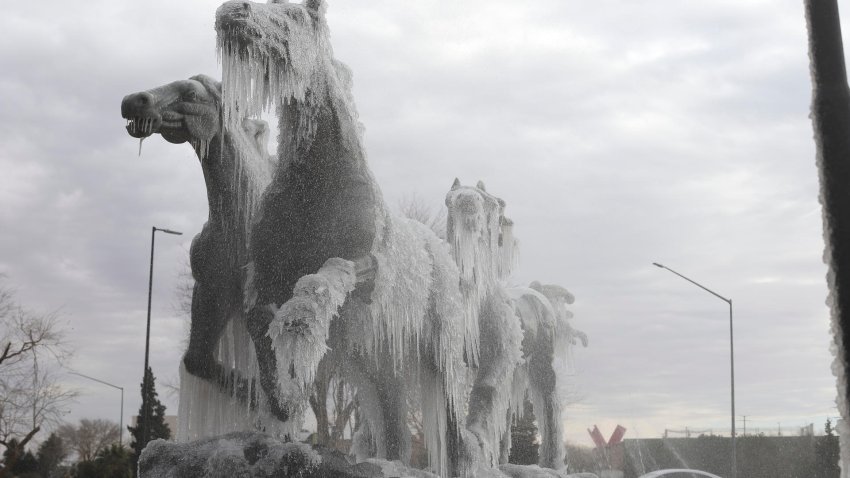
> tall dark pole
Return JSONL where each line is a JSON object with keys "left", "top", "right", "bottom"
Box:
{"left": 142, "top": 226, "right": 181, "bottom": 446}
{"left": 806, "top": 3, "right": 850, "bottom": 473}
{"left": 653, "top": 262, "right": 736, "bottom": 478}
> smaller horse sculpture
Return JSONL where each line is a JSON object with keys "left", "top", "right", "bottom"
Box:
{"left": 446, "top": 179, "right": 587, "bottom": 471}
{"left": 121, "top": 75, "right": 275, "bottom": 439}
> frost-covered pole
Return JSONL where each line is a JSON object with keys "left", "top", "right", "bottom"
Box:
{"left": 805, "top": 1, "right": 850, "bottom": 475}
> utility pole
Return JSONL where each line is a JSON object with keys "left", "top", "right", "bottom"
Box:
{"left": 142, "top": 226, "right": 182, "bottom": 445}
{"left": 739, "top": 415, "right": 747, "bottom": 436}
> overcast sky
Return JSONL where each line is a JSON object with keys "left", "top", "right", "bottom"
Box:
{"left": 0, "top": 0, "right": 840, "bottom": 448}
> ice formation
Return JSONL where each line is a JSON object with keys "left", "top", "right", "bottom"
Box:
{"left": 265, "top": 257, "right": 357, "bottom": 425}
{"left": 806, "top": 2, "right": 850, "bottom": 475}
{"left": 122, "top": 2, "right": 590, "bottom": 476}
{"left": 445, "top": 180, "right": 585, "bottom": 470}
{"left": 214, "top": 1, "right": 475, "bottom": 475}
{"left": 121, "top": 75, "right": 277, "bottom": 440}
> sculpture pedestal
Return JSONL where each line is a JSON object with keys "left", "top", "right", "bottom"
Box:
{"left": 138, "top": 432, "right": 598, "bottom": 478}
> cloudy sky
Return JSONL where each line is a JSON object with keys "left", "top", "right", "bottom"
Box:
{"left": 0, "top": 0, "right": 839, "bottom": 448}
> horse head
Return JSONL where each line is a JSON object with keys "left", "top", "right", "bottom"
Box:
{"left": 121, "top": 75, "right": 223, "bottom": 156}
{"left": 216, "top": 0, "right": 337, "bottom": 125}
{"left": 446, "top": 178, "right": 518, "bottom": 284}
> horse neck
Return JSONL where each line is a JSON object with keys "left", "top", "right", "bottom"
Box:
{"left": 277, "top": 80, "right": 367, "bottom": 166}
{"left": 200, "top": 129, "right": 264, "bottom": 243}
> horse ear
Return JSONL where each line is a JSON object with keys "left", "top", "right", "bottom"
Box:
{"left": 451, "top": 178, "right": 461, "bottom": 190}
{"left": 476, "top": 180, "right": 487, "bottom": 191}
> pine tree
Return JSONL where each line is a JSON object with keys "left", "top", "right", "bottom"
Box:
{"left": 73, "top": 444, "right": 132, "bottom": 478}
{"left": 36, "top": 432, "right": 66, "bottom": 478}
{"left": 814, "top": 418, "right": 840, "bottom": 478}
{"left": 508, "top": 398, "right": 539, "bottom": 465}
{"left": 2, "top": 440, "right": 38, "bottom": 477}
{"left": 127, "top": 367, "right": 171, "bottom": 476}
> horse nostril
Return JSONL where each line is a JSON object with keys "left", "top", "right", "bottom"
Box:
{"left": 241, "top": 2, "right": 251, "bottom": 11}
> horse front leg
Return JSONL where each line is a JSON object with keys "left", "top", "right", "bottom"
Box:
{"left": 528, "top": 332, "right": 565, "bottom": 469}
{"left": 248, "top": 257, "right": 367, "bottom": 428}
{"left": 465, "top": 291, "right": 523, "bottom": 468}
{"left": 246, "top": 304, "right": 291, "bottom": 423}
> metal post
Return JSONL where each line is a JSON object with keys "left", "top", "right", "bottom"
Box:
{"left": 143, "top": 226, "right": 155, "bottom": 446}
{"left": 729, "top": 299, "right": 736, "bottom": 475}
{"left": 653, "top": 262, "right": 736, "bottom": 478}
{"left": 142, "top": 226, "right": 181, "bottom": 446}
{"left": 805, "top": 2, "right": 850, "bottom": 475}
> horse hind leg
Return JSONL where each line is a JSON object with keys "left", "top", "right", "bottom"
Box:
{"left": 528, "top": 335, "right": 565, "bottom": 469}
{"left": 182, "top": 281, "right": 230, "bottom": 383}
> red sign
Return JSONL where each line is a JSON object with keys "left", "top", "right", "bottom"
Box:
{"left": 588, "top": 425, "right": 607, "bottom": 448}
{"left": 608, "top": 425, "right": 627, "bottom": 445}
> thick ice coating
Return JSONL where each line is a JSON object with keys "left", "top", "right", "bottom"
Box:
{"left": 215, "top": 1, "right": 476, "bottom": 475}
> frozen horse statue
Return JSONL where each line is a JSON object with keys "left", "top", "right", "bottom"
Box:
{"left": 504, "top": 282, "right": 584, "bottom": 470}
{"left": 445, "top": 178, "right": 523, "bottom": 470}
{"left": 445, "top": 180, "right": 586, "bottom": 472}
{"left": 215, "top": 1, "right": 477, "bottom": 475}
{"left": 121, "top": 74, "right": 276, "bottom": 439}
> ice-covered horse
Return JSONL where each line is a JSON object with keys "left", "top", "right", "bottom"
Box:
{"left": 121, "top": 75, "right": 276, "bottom": 438}
{"left": 504, "top": 282, "right": 583, "bottom": 469}
{"left": 446, "top": 180, "right": 586, "bottom": 471}
{"left": 445, "top": 179, "right": 522, "bottom": 468}
{"left": 215, "top": 1, "right": 476, "bottom": 474}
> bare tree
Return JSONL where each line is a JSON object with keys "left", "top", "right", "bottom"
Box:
{"left": 57, "top": 419, "right": 120, "bottom": 462}
{"left": 397, "top": 193, "right": 447, "bottom": 239}
{"left": 308, "top": 358, "right": 357, "bottom": 452}
{"left": 0, "top": 278, "right": 76, "bottom": 477}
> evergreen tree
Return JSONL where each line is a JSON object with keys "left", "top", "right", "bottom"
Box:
{"left": 2, "top": 440, "right": 38, "bottom": 477}
{"left": 814, "top": 418, "right": 840, "bottom": 478}
{"left": 508, "top": 398, "right": 539, "bottom": 465}
{"left": 36, "top": 432, "right": 66, "bottom": 478}
{"left": 127, "top": 367, "right": 170, "bottom": 476}
{"left": 73, "top": 444, "right": 132, "bottom": 478}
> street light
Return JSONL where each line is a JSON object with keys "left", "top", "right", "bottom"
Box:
{"left": 142, "top": 226, "right": 182, "bottom": 445}
{"left": 653, "top": 262, "right": 736, "bottom": 478}
{"left": 68, "top": 371, "right": 124, "bottom": 447}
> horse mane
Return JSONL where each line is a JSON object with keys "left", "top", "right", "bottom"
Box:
{"left": 190, "top": 74, "right": 223, "bottom": 105}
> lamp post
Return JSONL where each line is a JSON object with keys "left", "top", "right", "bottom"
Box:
{"left": 653, "top": 262, "right": 736, "bottom": 478}
{"left": 142, "top": 226, "right": 182, "bottom": 445}
{"left": 68, "top": 371, "right": 124, "bottom": 447}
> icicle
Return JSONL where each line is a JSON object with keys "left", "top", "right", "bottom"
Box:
{"left": 267, "top": 258, "right": 356, "bottom": 391}
{"left": 445, "top": 181, "right": 521, "bottom": 370}
{"left": 138, "top": 137, "right": 144, "bottom": 157}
